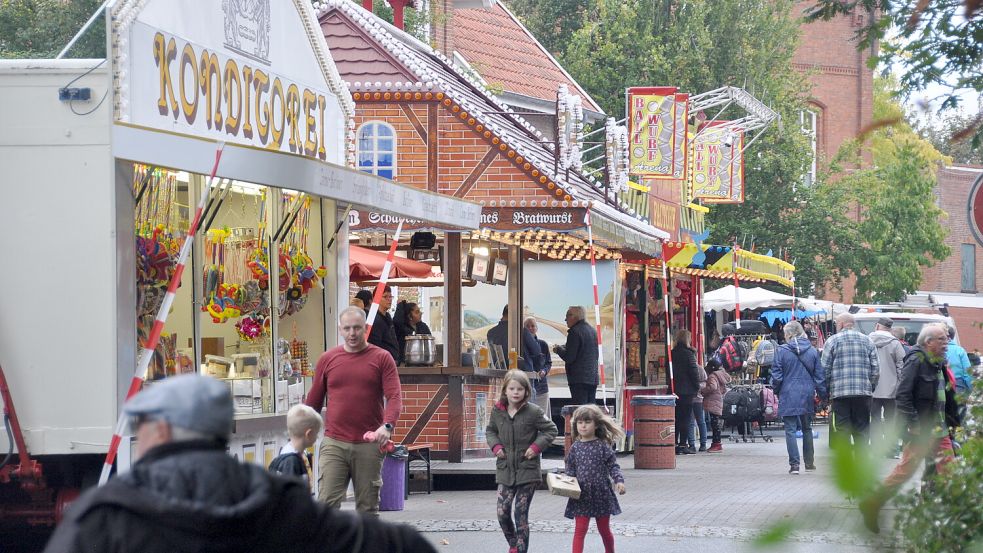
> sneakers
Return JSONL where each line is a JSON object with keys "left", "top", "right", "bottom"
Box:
{"left": 698, "top": 444, "right": 707, "bottom": 452}
{"left": 789, "top": 464, "right": 800, "bottom": 475}
{"left": 707, "top": 442, "right": 723, "bottom": 453}
{"left": 805, "top": 464, "right": 816, "bottom": 471}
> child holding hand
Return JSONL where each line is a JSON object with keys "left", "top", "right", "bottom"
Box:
{"left": 565, "top": 404, "right": 626, "bottom": 553}
{"left": 486, "top": 370, "right": 558, "bottom": 553}
{"left": 268, "top": 404, "right": 322, "bottom": 492}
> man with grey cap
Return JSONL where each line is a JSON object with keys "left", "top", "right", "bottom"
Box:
{"left": 44, "top": 374, "right": 434, "bottom": 553}
{"left": 869, "top": 317, "right": 905, "bottom": 458}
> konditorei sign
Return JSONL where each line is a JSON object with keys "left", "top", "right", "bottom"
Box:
{"left": 111, "top": 0, "right": 353, "bottom": 166}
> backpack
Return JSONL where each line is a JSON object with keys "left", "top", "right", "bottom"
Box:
{"left": 714, "top": 337, "right": 747, "bottom": 373}
{"left": 753, "top": 340, "right": 778, "bottom": 367}
{"left": 722, "top": 386, "right": 762, "bottom": 426}
{"left": 760, "top": 387, "right": 779, "bottom": 422}
{"left": 268, "top": 451, "right": 306, "bottom": 479}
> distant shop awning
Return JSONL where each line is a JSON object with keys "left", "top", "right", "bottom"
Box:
{"left": 349, "top": 245, "right": 435, "bottom": 281}
{"left": 661, "top": 242, "right": 795, "bottom": 287}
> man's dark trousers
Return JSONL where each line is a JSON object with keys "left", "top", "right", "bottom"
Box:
{"left": 831, "top": 395, "right": 872, "bottom": 455}
{"left": 569, "top": 384, "right": 597, "bottom": 406}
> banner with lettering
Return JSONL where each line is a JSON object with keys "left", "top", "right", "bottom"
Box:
{"left": 690, "top": 122, "right": 745, "bottom": 204}
{"left": 626, "top": 87, "right": 681, "bottom": 178}
{"left": 671, "top": 93, "right": 690, "bottom": 181}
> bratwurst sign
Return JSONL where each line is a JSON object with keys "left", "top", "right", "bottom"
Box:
{"left": 115, "top": 0, "right": 349, "bottom": 165}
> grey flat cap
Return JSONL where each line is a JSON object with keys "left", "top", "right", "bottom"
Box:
{"left": 124, "top": 374, "right": 234, "bottom": 440}
{"left": 876, "top": 317, "right": 894, "bottom": 328}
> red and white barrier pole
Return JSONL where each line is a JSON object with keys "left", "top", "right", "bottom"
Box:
{"left": 660, "top": 243, "right": 675, "bottom": 395}
{"left": 584, "top": 205, "right": 607, "bottom": 409}
{"left": 99, "top": 142, "right": 226, "bottom": 485}
{"left": 364, "top": 220, "right": 405, "bottom": 336}
{"left": 732, "top": 244, "right": 741, "bottom": 330}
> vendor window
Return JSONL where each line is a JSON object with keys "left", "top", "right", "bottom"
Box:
{"left": 357, "top": 121, "right": 396, "bottom": 180}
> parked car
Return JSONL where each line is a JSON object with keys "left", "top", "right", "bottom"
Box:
{"left": 851, "top": 311, "right": 958, "bottom": 346}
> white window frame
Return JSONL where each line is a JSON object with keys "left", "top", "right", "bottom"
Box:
{"left": 356, "top": 121, "right": 397, "bottom": 180}
{"left": 800, "top": 109, "right": 818, "bottom": 187}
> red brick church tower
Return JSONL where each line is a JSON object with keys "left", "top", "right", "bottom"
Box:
{"left": 792, "top": 1, "right": 876, "bottom": 302}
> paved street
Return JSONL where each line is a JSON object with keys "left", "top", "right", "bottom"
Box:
{"left": 368, "top": 424, "right": 902, "bottom": 552}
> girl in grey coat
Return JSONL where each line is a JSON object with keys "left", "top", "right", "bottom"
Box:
{"left": 486, "top": 370, "right": 558, "bottom": 553}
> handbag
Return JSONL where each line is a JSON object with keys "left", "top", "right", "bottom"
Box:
{"left": 546, "top": 472, "right": 581, "bottom": 499}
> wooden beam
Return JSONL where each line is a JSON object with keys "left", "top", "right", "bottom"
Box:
{"left": 448, "top": 376, "right": 464, "bottom": 462}
{"left": 453, "top": 146, "right": 499, "bottom": 198}
{"left": 445, "top": 233, "right": 462, "bottom": 369}
{"left": 428, "top": 104, "right": 438, "bottom": 192}
{"left": 399, "top": 103, "right": 427, "bottom": 143}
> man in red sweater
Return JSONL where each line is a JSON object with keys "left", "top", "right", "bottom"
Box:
{"left": 305, "top": 306, "right": 402, "bottom": 514}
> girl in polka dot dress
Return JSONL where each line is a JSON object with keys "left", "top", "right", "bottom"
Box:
{"left": 565, "top": 404, "right": 626, "bottom": 553}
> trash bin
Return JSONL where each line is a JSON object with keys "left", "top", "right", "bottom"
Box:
{"left": 631, "top": 395, "right": 676, "bottom": 469}
{"left": 379, "top": 446, "right": 408, "bottom": 511}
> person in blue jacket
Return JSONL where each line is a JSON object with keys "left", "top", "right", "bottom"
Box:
{"left": 771, "top": 321, "right": 827, "bottom": 475}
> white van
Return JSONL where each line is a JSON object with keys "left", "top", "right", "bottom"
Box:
{"left": 852, "top": 311, "right": 958, "bottom": 346}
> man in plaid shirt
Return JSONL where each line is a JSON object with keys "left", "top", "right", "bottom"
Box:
{"left": 821, "top": 313, "right": 879, "bottom": 458}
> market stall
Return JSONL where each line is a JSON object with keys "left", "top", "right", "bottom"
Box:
{"left": 53, "top": 0, "right": 479, "bottom": 473}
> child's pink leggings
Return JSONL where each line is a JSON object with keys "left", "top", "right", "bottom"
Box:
{"left": 572, "top": 515, "right": 614, "bottom": 553}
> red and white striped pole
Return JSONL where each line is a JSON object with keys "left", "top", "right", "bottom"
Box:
{"left": 732, "top": 244, "right": 741, "bottom": 330}
{"left": 660, "top": 244, "right": 675, "bottom": 395}
{"left": 790, "top": 276, "right": 797, "bottom": 321}
{"left": 584, "top": 205, "right": 607, "bottom": 409}
{"left": 364, "top": 220, "right": 405, "bottom": 336}
{"left": 99, "top": 142, "right": 226, "bottom": 485}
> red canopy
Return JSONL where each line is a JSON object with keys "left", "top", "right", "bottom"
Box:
{"left": 348, "top": 245, "right": 434, "bottom": 281}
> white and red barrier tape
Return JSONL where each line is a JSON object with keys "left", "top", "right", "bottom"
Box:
{"left": 584, "top": 205, "right": 607, "bottom": 408}
{"left": 99, "top": 142, "right": 226, "bottom": 485}
{"left": 364, "top": 220, "right": 404, "bottom": 336}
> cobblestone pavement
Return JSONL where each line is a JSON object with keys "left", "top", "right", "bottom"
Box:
{"left": 370, "top": 424, "right": 904, "bottom": 551}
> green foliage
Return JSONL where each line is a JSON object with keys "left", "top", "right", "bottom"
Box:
{"left": 870, "top": 77, "right": 952, "bottom": 168}
{"left": 893, "top": 378, "right": 983, "bottom": 552}
{"left": 832, "top": 144, "right": 950, "bottom": 303}
{"left": 370, "top": 0, "right": 429, "bottom": 43}
{"left": 805, "top": 0, "right": 983, "bottom": 148}
{"left": 0, "top": 0, "right": 105, "bottom": 59}
{"left": 919, "top": 113, "right": 983, "bottom": 166}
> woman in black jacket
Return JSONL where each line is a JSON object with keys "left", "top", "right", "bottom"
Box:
{"left": 672, "top": 329, "right": 701, "bottom": 454}
{"left": 394, "top": 301, "right": 432, "bottom": 365}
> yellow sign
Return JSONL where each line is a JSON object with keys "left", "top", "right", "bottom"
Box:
{"left": 627, "top": 87, "right": 679, "bottom": 178}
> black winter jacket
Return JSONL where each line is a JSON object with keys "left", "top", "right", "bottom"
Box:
{"left": 368, "top": 311, "right": 400, "bottom": 361}
{"left": 558, "top": 320, "right": 599, "bottom": 386}
{"left": 671, "top": 345, "right": 701, "bottom": 396}
{"left": 895, "top": 346, "right": 960, "bottom": 430}
{"left": 43, "top": 440, "right": 435, "bottom": 553}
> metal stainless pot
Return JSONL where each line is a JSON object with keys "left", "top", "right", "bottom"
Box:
{"left": 404, "top": 334, "right": 436, "bottom": 366}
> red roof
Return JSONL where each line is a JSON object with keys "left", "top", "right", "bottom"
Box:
{"left": 450, "top": 3, "right": 603, "bottom": 113}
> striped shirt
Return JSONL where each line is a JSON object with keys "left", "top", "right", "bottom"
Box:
{"left": 821, "top": 328, "right": 879, "bottom": 399}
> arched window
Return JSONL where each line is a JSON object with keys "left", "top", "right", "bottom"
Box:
{"left": 357, "top": 122, "right": 396, "bottom": 180}
{"left": 799, "top": 107, "right": 821, "bottom": 186}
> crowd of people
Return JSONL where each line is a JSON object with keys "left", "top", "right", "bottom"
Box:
{"left": 43, "top": 292, "right": 976, "bottom": 550}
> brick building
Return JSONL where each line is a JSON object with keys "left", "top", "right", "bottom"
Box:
{"left": 317, "top": 0, "right": 666, "bottom": 461}
{"left": 792, "top": 2, "right": 876, "bottom": 303}
{"left": 908, "top": 165, "right": 983, "bottom": 351}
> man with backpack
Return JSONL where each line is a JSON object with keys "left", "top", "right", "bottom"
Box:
{"left": 771, "top": 321, "right": 827, "bottom": 475}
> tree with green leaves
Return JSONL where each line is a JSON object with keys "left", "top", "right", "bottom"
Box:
{"left": 805, "top": 0, "right": 982, "bottom": 148}
{"left": 511, "top": 0, "right": 859, "bottom": 294}
{"left": 919, "top": 112, "right": 983, "bottom": 165}
{"left": 0, "top": 0, "right": 105, "bottom": 59}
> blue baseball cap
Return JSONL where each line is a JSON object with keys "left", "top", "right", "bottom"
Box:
{"left": 124, "top": 374, "right": 234, "bottom": 440}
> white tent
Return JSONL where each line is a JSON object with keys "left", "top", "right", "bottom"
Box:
{"left": 702, "top": 285, "right": 834, "bottom": 313}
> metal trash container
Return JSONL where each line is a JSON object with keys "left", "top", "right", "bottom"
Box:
{"left": 379, "top": 446, "right": 408, "bottom": 511}
{"left": 631, "top": 395, "right": 676, "bottom": 469}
